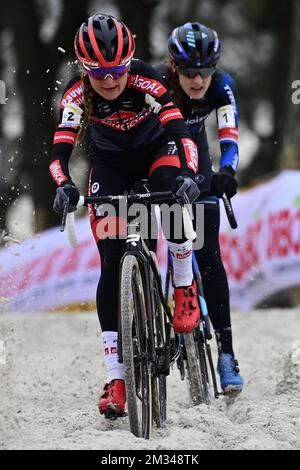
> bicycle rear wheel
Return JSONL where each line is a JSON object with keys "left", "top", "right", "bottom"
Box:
{"left": 183, "top": 331, "right": 206, "bottom": 405}
{"left": 120, "top": 255, "right": 152, "bottom": 439}
{"left": 195, "top": 329, "right": 213, "bottom": 405}
{"left": 184, "top": 327, "right": 213, "bottom": 405}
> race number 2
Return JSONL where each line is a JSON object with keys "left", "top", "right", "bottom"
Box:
{"left": 62, "top": 102, "right": 83, "bottom": 126}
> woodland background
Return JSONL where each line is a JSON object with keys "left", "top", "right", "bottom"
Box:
{"left": 0, "top": 0, "right": 299, "bottom": 235}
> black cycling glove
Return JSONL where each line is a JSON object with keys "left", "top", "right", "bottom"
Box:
{"left": 53, "top": 182, "right": 80, "bottom": 214}
{"left": 211, "top": 165, "right": 238, "bottom": 199}
{"left": 173, "top": 176, "right": 200, "bottom": 204}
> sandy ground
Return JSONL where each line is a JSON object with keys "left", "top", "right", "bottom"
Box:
{"left": 0, "top": 309, "right": 300, "bottom": 450}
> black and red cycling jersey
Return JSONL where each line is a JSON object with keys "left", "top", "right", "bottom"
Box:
{"left": 50, "top": 59, "right": 198, "bottom": 186}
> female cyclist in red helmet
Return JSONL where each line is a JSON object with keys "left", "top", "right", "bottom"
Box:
{"left": 50, "top": 14, "right": 202, "bottom": 418}
{"left": 156, "top": 22, "right": 243, "bottom": 394}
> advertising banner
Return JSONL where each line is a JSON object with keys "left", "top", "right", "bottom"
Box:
{"left": 0, "top": 170, "right": 299, "bottom": 312}
{"left": 220, "top": 170, "right": 300, "bottom": 309}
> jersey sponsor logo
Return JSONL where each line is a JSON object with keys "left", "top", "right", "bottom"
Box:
{"left": 182, "top": 138, "right": 198, "bottom": 173}
{"left": 53, "top": 130, "right": 77, "bottom": 145}
{"left": 106, "top": 110, "right": 136, "bottom": 121}
{"left": 232, "top": 153, "right": 239, "bottom": 170}
{"left": 91, "top": 182, "right": 100, "bottom": 194}
{"left": 217, "top": 105, "right": 236, "bottom": 129}
{"left": 185, "top": 113, "right": 209, "bottom": 127}
{"left": 130, "top": 74, "right": 166, "bottom": 97}
{"left": 49, "top": 160, "right": 67, "bottom": 186}
{"left": 60, "top": 81, "right": 83, "bottom": 109}
{"left": 224, "top": 84, "right": 237, "bottom": 113}
{"left": 92, "top": 108, "right": 152, "bottom": 131}
{"left": 166, "top": 142, "right": 178, "bottom": 155}
{"left": 159, "top": 108, "right": 183, "bottom": 125}
{"left": 195, "top": 174, "right": 205, "bottom": 184}
{"left": 175, "top": 250, "right": 192, "bottom": 259}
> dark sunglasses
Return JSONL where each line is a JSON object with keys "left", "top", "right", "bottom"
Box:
{"left": 177, "top": 66, "right": 216, "bottom": 79}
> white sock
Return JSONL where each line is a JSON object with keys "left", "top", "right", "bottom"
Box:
{"left": 167, "top": 240, "right": 193, "bottom": 287}
{"left": 102, "top": 331, "right": 125, "bottom": 382}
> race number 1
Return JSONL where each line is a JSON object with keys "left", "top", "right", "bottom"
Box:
{"left": 217, "top": 105, "right": 235, "bottom": 129}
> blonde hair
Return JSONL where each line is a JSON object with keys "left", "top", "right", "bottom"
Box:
{"left": 77, "top": 74, "right": 93, "bottom": 143}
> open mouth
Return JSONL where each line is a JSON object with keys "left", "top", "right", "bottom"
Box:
{"left": 103, "top": 85, "right": 118, "bottom": 92}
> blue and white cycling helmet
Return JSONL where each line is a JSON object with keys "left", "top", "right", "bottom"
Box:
{"left": 168, "top": 22, "right": 221, "bottom": 68}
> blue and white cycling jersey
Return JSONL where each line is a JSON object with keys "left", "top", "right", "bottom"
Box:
{"left": 156, "top": 65, "right": 239, "bottom": 195}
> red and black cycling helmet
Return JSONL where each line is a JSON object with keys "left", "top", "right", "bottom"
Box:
{"left": 168, "top": 22, "right": 221, "bottom": 68}
{"left": 74, "top": 14, "right": 135, "bottom": 67}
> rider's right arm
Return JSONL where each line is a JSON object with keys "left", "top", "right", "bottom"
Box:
{"left": 49, "top": 76, "right": 84, "bottom": 186}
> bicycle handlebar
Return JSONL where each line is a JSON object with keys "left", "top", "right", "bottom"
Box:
{"left": 221, "top": 194, "right": 238, "bottom": 229}
{"left": 195, "top": 190, "right": 238, "bottom": 230}
{"left": 63, "top": 190, "right": 238, "bottom": 248}
{"left": 65, "top": 191, "right": 196, "bottom": 248}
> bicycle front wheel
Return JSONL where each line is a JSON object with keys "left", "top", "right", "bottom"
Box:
{"left": 150, "top": 251, "right": 167, "bottom": 427}
{"left": 120, "top": 254, "right": 152, "bottom": 439}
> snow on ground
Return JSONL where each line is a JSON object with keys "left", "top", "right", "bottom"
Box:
{"left": 0, "top": 309, "right": 300, "bottom": 450}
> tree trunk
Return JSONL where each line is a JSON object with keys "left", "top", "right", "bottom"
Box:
{"left": 115, "top": 0, "right": 160, "bottom": 62}
{"left": 164, "top": 0, "right": 200, "bottom": 32}
{"left": 3, "top": 0, "right": 89, "bottom": 231}
{"left": 280, "top": 0, "right": 300, "bottom": 169}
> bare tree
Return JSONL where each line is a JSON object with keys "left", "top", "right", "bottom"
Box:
{"left": 115, "top": 0, "right": 160, "bottom": 62}
{"left": 280, "top": 0, "right": 300, "bottom": 169}
{"left": 163, "top": 0, "right": 200, "bottom": 32}
{"left": 2, "top": 0, "right": 89, "bottom": 231}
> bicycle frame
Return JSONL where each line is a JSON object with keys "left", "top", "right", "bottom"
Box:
{"left": 117, "top": 206, "right": 180, "bottom": 378}
{"left": 62, "top": 186, "right": 195, "bottom": 378}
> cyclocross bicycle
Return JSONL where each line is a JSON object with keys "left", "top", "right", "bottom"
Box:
{"left": 60, "top": 181, "right": 196, "bottom": 439}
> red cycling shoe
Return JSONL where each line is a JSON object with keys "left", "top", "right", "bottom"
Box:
{"left": 173, "top": 280, "right": 200, "bottom": 333}
{"left": 98, "top": 379, "right": 126, "bottom": 419}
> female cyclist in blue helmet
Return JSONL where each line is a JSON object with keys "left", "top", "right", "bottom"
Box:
{"left": 156, "top": 22, "right": 244, "bottom": 394}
